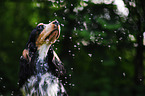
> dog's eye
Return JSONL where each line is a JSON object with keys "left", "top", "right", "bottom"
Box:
{"left": 37, "top": 25, "right": 45, "bottom": 30}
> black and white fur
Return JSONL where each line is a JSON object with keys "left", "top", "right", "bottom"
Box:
{"left": 19, "top": 20, "right": 67, "bottom": 96}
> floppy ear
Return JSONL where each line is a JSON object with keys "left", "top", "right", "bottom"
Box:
{"left": 47, "top": 47, "right": 66, "bottom": 77}
{"left": 19, "top": 48, "right": 36, "bottom": 87}
{"left": 19, "top": 26, "right": 41, "bottom": 87}
{"left": 19, "top": 42, "right": 36, "bottom": 87}
{"left": 19, "top": 49, "right": 30, "bottom": 87}
{"left": 22, "top": 49, "right": 30, "bottom": 62}
{"left": 52, "top": 50, "right": 66, "bottom": 76}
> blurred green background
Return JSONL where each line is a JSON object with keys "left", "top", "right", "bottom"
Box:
{"left": 0, "top": 0, "right": 145, "bottom": 96}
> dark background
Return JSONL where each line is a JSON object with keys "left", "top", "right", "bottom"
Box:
{"left": 0, "top": 0, "right": 145, "bottom": 96}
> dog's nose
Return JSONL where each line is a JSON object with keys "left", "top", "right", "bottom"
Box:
{"left": 53, "top": 20, "right": 59, "bottom": 26}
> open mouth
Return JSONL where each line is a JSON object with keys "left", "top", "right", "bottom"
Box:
{"left": 45, "top": 29, "right": 59, "bottom": 41}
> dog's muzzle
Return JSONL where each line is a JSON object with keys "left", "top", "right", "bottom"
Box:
{"left": 36, "top": 20, "right": 60, "bottom": 46}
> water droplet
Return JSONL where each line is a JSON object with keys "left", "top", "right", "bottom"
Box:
{"left": 108, "top": 45, "right": 111, "bottom": 48}
{"left": 74, "top": 45, "right": 77, "bottom": 47}
{"left": 63, "top": 17, "right": 65, "bottom": 20}
{"left": 0, "top": 77, "right": 3, "bottom": 80}
{"left": 78, "top": 21, "right": 80, "bottom": 24}
{"left": 56, "top": 1, "right": 59, "bottom": 4}
{"left": 119, "top": 37, "right": 123, "bottom": 40}
{"left": 62, "top": 35, "right": 65, "bottom": 37}
{"left": 123, "top": 72, "right": 126, "bottom": 76}
{"left": 80, "top": 29, "right": 83, "bottom": 31}
{"left": 72, "top": 54, "right": 75, "bottom": 57}
{"left": 88, "top": 54, "right": 92, "bottom": 57}
{"left": 140, "top": 78, "right": 142, "bottom": 81}
{"left": 119, "top": 56, "right": 122, "bottom": 60}
{"left": 71, "top": 68, "right": 73, "bottom": 70}
{"left": 60, "top": 71, "right": 63, "bottom": 74}
{"left": 134, "top": 43, "right": 138, "bottom": 47}
{"left": 123, "top": 32, "right": 126, "bottom": 34}
{"left": 57, "top": 40, "right": 60, "bottom": 42}
{"left": 60, "top": 0, "right": 63, "bottom": 3}
{"left": 12, "top": 41, "right": 15, "bottom": 43}
{"left": 11, "top": 91, "right": 14, "bottom": 96}
{"left": 77, "top": 42, "right": 80, "bottom": 45}
{"left": 54, "top": 13, "right": 57, "bottom": 16}
{"left": 74, "top": 27, "right": 76, "bottom": 31}
{"left": 55, "top": 69, "right": 58, "bottom": 71}
{"left": 61, "top": 24, "right": 64, "bottom": 26}
{"left": 72, "top": 84, "right": 75, "bottom": 86}
{"left": 36, "top": 3, "right": 40, "bottom": 7}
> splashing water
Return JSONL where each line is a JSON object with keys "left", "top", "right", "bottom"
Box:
{"left": 88, "top": 54, "right": 92, "bottom": 57}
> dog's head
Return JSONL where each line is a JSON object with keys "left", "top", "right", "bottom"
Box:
{"left": 28, "top": 20, "right": 60, "bottom": 47}
{"left": 36, "top": 20, "right": 60, "bottom": 47}
{"left": 22, "top": 20, "right": 60, "bottom": 60}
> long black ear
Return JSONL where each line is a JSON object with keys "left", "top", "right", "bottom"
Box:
{"left": 19, "top": 49, "right": 36, "bottom": 88}
{"left": 47, "top": 47, "right": 66, "bottom": 77}
{"left": 19, "top": 27, "right": 39, "bottom": 88}
{"left": 19, "top": 54, "right": 30, "bottom": 88}
{"left": 52, "top": 50, "right": 66, "bottom": 75}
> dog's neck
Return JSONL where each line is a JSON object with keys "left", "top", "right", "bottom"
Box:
{"left": 38, "top": 44, "right": 51, "bottom": 60}
{"left": 35, "top": 44, "right": 51, "bottom": 75}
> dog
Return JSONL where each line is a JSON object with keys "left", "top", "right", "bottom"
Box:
{"left": 19, "top": 20, "right": 68, "bottom": 96}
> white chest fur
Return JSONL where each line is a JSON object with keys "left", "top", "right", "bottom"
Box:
{"left": 38, "top": 44, "right": 51, "bottom": 60}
